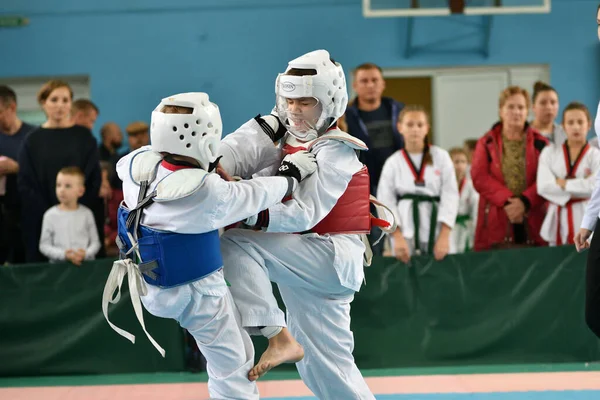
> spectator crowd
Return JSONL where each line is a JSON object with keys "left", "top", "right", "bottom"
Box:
{"left": 0, "top": 66, "right": 596, "bottom": 267}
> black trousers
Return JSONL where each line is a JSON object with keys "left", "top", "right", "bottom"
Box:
{"left": 0, "top": 202, "right": 26, "bottom": 264}
{"left": 586, "top": 218, "right": 600, "bottom": 339}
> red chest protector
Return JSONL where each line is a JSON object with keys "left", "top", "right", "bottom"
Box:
{"left": 283, "top": 140, "right": 385, "bottom": 235}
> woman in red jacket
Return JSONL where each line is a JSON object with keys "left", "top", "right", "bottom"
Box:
{"left": 471, "top": 86, "right": 549, "bottom": 251}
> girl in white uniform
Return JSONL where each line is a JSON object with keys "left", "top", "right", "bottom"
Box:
{"left": 448, "top": 148, "right": 478, "bottom": 253}
{"left": 101, "top": 93, "right": 316, "bottom": 400}
{"left": 377, "top": 105, "right": 459, "bottom": 263}
{"left": 538, "top": 102, "right": 600, "bottom": 246}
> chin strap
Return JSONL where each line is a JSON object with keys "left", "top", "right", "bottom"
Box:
{"left": 162, "top": 154, "right": 200, "bottom": 169}
{"left": 161, "top": 153, "right": 223, "bottom": 173}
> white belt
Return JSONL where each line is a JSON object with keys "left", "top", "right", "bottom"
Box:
{"left": 101, "top": 258, "right": 166, "bottom": 357}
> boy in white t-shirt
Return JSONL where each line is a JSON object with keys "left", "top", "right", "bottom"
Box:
{"left": 39, "top": 166, "right": 100, "bottom": 265}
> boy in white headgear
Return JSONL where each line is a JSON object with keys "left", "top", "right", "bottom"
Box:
{"left": 218, "top": 50, "right": 394, "bottom": 400}
{"left": 101, "top": 92, "right": 317, "bottom": 400}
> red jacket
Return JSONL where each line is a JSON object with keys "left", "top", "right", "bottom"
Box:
{"left": 105, "top": 188, "right": 123, "bottom": 245}
{"left": 471, "top": 122, "right": 548, "bottom": 251}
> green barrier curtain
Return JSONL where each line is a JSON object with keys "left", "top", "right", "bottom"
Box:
{"left": 0, "top": 260, "right": 185, "bottom": 377}
{"left": 1, "top": 246, "right": 599, "bottom": 377}
{"left": 350, "top": 246, "right": 600, "bottom": 368}
{"left": 253, "top": 246, "right": 600, "bottom": 370}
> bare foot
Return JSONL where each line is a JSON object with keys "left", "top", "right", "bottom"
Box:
{"left": 248, "top": 328, "right": 304, "bottom": 381}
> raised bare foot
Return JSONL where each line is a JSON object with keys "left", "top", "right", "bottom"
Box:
{"left": 248, "top": 328, "right": 304, "bottom": 381}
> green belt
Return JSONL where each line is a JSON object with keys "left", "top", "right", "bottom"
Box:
{"left": 455, "top": 214, "right": 472, "bottom": 252}
{"left": 397, "top": 194, "right": 440, "bottom": 254}
{"left": 455, "top": 214, "right": 470, "bottom": 228}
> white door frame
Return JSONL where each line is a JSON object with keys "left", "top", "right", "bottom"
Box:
{"left": 348, "top": 63, "right": 549, "bottom": 101}
{"left": 347, "top": 64, "right": 550, "bottom": 147}
{"left": 381, "top": 64, "right": 550, "bottom": 79}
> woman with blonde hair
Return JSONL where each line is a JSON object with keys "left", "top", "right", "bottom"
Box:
{"left": 471, "top": 86, "right": 548, "bottom": 250}
{"left": 18, "top": 79, "right": 103, "bottom": 262}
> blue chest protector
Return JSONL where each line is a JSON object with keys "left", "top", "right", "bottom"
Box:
{"left": 116, "top": 151, "right": 223, "bottom": 288}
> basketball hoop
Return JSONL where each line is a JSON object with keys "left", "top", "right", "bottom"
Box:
{"left": 362, "top": 0, "right": 550, "bottom": 18}
{"left": 449, "top": 0, "right": 466, "bottom": 14}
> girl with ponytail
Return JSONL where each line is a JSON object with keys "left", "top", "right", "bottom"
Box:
{"left": 377, "top": 105, "right": 459, "bottom": 263}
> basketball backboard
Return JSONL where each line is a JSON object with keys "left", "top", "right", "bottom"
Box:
{"left": 363, "top": 0, "right": 551, "bottom": 18}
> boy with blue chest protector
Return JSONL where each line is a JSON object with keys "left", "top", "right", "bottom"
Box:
{"left": 101, "top": 92, "right": 316, "bottom": 400}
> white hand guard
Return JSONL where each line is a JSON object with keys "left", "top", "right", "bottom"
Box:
{"left": 277, "top": 151, "right": 317, "bottom": 182}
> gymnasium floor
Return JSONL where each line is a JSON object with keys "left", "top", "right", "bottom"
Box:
{"left": 1, "top": 363, "right": 599, "bottom": 399}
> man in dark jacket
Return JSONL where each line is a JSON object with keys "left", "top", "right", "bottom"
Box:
{"left": 345, "top": 63, "right": 404, "bottom": 196}
{"left": 344, "top": 63, "right": 404, "bottom": 255}
{"left": 0, "top": 86, "right": 36, "bottom": 264}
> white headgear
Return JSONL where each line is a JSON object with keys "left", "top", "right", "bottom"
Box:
{"left": 275, "top": 49, "right": 348, "bottom": 141}
{"left": 150, "top": 92, "right": 222, "bottom": 171}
